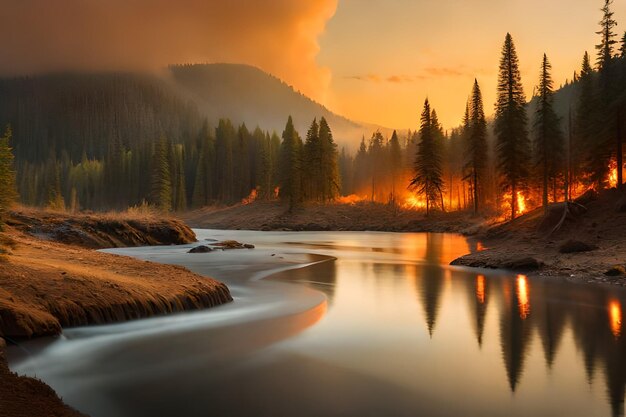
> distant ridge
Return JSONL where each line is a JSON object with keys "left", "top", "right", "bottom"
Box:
{"left": 167, "top": 63, "right": 393, "bottom": 147}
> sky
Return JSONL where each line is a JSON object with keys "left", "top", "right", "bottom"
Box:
{"left": 1, "top": 0, "right": 625, "bottom": 131}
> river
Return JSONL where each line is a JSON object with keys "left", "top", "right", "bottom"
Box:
{"left": 7, "top": 230, "right": 626, "bottom": 417}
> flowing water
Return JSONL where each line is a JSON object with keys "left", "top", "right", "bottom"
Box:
{"left": 7, "top": 230, "right": 626, "bottom": 417}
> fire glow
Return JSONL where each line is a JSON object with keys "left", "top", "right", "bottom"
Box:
{"left": 502, "top": 191, "right": 528, "bottom": 219}
{"left": 609, "top": 299, "right": 622, "bottom": 338}
{"left": 402, "top": 193, "right": 427, "bottom": 210}
{"left": 476, "top": 275, "right": 486, "bottom": 304}
{"left": 516, "top": 275, "right": 530, "bottom": 320}
{"left": 608, "top": 159, "right": 619, "bottom": 188}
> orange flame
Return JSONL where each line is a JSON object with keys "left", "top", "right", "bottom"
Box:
{"left": 516, "top": 275, "right": 530, "bottom": 320}
{"left": 608, "top": 159, "right": 618, "bottom": 188}
{"left": 241, "top": 188, "right": 258, "bottom": 205}
{"left": 337, "top": 194, "right": 365, "bottom": 205}
{"left": 501, "top": 191, "right": 528, "bottom": 219}
{"left": 402, "top": 193, "right": 427, "bottom": 210}
{"left": 609, "top": 299, "right": 622, "bottom": 338}
{"left": 476, "top": 275, "right": 486, "bottom": 304}
{"left": 273, "top": 186, "right": 280, "bottom": 199}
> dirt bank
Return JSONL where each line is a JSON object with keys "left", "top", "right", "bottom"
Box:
{"left": 182, "top": 201, "right": 482, "bottom": 233}
{"left": 451, "top": 189, "right": 626, "bottom": 286}
{"left": 0, "top": 339, "right": 87, "bottom": 417}
{"left": 0, "top": 209, "right": 233, "bottom": 417}
{"left": 7, "top": 208, "right": 196, "bottom": 249}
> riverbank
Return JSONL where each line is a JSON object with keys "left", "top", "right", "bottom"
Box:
{"left": 451, "top": 189, "right": 626, "bottom": 286}
{"left": 182, "top": 201, "right": 484, "bottom": 233}
{"left": 0, "top": 208, "right": 233, "bottom": 416}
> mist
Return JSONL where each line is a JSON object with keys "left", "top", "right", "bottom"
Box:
{"left": 0, "top": 0, "right": 337, "bottom": 104}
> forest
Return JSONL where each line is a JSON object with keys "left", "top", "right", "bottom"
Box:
{"left": 0, "top": 0, "right": 624, "bottom": 220}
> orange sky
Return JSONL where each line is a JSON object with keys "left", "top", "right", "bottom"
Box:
{"left": 319, "top": 0, "right": 626, "bottom": 129}
{"left": 1, "top": 0, "right": 625, "bottom": 132}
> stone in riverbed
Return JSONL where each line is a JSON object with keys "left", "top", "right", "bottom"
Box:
{"left": 605, "top": 265, "right": 626, "bottom": 276}
{"left": 188, "top": 245, "right": 213, "bottom": 253}
{"left": 502, "top": 257, "right": 542, "bottom": 271}
{"left": 559, "top": 240, "right": 598, "bottom": 254}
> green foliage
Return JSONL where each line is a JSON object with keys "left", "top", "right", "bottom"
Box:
{"left": 464, "top": 79, "right": 489, "bottom": 214}
{"left": 150, "top": 137, "right": 172, "bottom": 212}
{"left": 0, "top": 125, "right": 17, "bottom": 223}
{"left": 410, "top": 99, "right": 445, "bottom": 215}
{"left": 494, "top": 33, "right": 531, "bottom": 219}
{"left": 533, "top": 54, "right": 564, "bottom": 210}
{"left": 279, "top": 116, "right": 303, "bottom": 211}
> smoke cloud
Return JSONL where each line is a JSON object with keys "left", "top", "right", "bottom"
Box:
{"left": 0, "top": 0, "right": 337, "bottom": 103}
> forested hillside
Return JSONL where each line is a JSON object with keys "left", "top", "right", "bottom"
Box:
{"left": 168, "top": 64, "right": 372, "bottom": 144}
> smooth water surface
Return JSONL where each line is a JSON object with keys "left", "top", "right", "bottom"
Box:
{"left": 8, "top": 231, "right": 626, "bottom": 417}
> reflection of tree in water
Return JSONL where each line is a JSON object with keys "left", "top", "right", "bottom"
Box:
{"left": 464, "top": 274, "right": 488, "bottom": 347}
{"left": 416, "top": 234, "right": 445, "bottom": 337}
{"left": 464, "top": 273, "right": 626, "bottom": 415}
{"left": 498, "top": 276, "right": 533, "bottom": 392}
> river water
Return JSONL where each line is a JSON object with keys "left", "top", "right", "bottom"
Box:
{"left": 7, "top": 230, "right": 626, "bottom": 417}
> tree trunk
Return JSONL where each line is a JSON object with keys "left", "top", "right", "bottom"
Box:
{"left": 618, "top": 108, "right": 623, "bottom": 190}
{"left": 473, "top": 169, "right": 478, "bottom": 215}
{"left": 511, "top": 183, "right": 516, "bottom": 220}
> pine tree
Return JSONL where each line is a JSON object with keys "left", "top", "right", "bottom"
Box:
{"left": 318, "top": 117, "right": 340, "bottom": 201}
{"left": 302, "top": 118, "right": 321, "bottom": 200}
{"left": 533, "top": 54, "right": 564, "bottom": 212}
{"left": 0, "top": 125, "right": 17, "bottom": 225}
{"left": 595, "top": 0, "right": 622, "bottom": 189}
{"left": 410, "top": 99, "right": 445, "bottom": 215}
{"left": 368, "top": 131, "right": 384, "bottom": 201}
{"left": 596, "top": 0, "right": 618, "bottom": 71}
{"left": 215, "top": 119, "right": 235, "bottom": 203}
{"left": 353, "top": 137, "right": 368, "bottom": 195}
{"left": 620, "top": 32, "right": 626, "bottom": 58}
{"left": 150, "top": 137, "right": 172, "bottom": 212}
{"left": 494, "top": 33, "right": 531, "bottom": 220}
{"left": 465, "top": 79, "right": 488, "bottom": 214}
{"left": 279, "top": 116, "right": 303, "bottom": 211}
{"left": 388, "top": 130, "right": 402, "bottom": 203}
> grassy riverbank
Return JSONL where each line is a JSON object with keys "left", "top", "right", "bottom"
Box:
{"left": 0, "top": 208, "right": 233, "bottom": 416}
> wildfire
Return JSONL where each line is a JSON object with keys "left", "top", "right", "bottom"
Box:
{"left": 608, "top": 159, "right": 618, "bottom": 188}
{"left": 337, "top": 194, "right": 365, "bottom": 205}
{"left": 241, "top": 188, "right": 258, "bottom": 205}
{"left": 501, "top": 191, "right": 528, "bottom": 219}
{"left": 402, "top": 194, "right": 427, "bottom": 210}
{"left": 609, "top": 299, "right": 622, "bottom": 338}
{"left": 516, "top": 274, "right": 530, "bottom": 320}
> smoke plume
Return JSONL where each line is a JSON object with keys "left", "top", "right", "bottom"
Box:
{"left": 0, "top": 0, "right": 337, "bottom": 103}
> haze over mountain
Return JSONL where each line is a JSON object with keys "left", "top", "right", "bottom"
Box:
{"left": 167, "top": 63, "right": 390, "bottom": 146}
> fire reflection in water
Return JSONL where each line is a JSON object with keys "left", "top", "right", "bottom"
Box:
{"left": 609, "top": 299, "right": 622, "bottom": 338}
{"left": 476, "top": 275, "right": 486, "bottom": 304}
{"left": 516, "top": 275, "right": 530, "bottom": 319}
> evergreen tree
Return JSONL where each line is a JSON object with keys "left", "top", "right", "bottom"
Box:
{"left": 302, "top": 118, "right": 321, "bottom": 200}
{"left": 215, "top": 119, "right": 235, "bottom": 203}
{"left": 465, "top": 79, "right": 488, "bottom": 214}
{"left": 318, "top": 117, "right": 340, "bottom": 201}
{"left": 150, "top": 137, "right": 172, "bottom": 212}
{"left": 596, "top": 0, "right": 618, "bottom": 70}
{"left": 353, "top": 137, "right": 368, "bottom": 195}
{"left": 410, "top": 99, "right": 445, "bottom": 215}
{"left": 533, "top": 54, "right": 564, "bottom": 211}
{"left": 494, "top": 33, "right": 531, "bottom": 220}
{"left": 279, "top": 116, "right": 303, "bottom": 211}
{"left": 388, "top": 130, "right": 402, "bottom": 203}
{"left": 0, "top": 125, "right": 17, "bottom": 224}
{"left": 368, "top": 131, "right": 385, "bottom": 201}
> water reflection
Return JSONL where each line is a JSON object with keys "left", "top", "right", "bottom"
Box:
{"left": 9, "top": 231, "right": 626, "bottom": 417}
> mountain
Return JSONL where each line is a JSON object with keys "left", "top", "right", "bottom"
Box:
{"left": 166, "top": 63, "right": 382, "bottom": 147}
